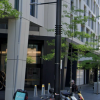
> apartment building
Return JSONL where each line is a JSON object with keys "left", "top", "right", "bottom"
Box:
{"left": 0, "top": 0, "right": 100, "bottom": 99}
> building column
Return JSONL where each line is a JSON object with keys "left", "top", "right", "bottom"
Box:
{"left": 89, "top": 0, "right": 91, "bottom": 10}
{"left": 84, "top": 26, "right": 86, "bottom": 43}
{"left": 5, "top": 18, "right": 30, "bottom": 100}
{"left": 77, "top": 0, "right": 79, "bottom": 16}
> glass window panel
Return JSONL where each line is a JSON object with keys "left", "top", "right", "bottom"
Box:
{"left": 0, "top": 24, "right": 8, "bottom": 29}
{"left": 15, "top": 0, "right": 19, "bottom": 11}
{"left": 27, "top": 44, "right": 41, "bottom": 64}
{"left": 87, "top": 0, "right": 89, "bottom": 6}
{"left": 30, "top": 0, "right": 38, "bottom": 17}
{"left": 30, "top": 0, "right": 35, "bottom": 16}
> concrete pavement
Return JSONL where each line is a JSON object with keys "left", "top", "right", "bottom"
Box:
{"left": 78, "top": 84, "right": 100, "bottom": 100}
{"left": 64, "top": 84, "right": 100, "bottom": 100}
{"left": 0, "top": 84, "right": 100, "bottom": 100}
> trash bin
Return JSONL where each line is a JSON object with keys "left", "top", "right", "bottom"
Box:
{"left": 94, "top": 82, "right": 100, "bottom": 93}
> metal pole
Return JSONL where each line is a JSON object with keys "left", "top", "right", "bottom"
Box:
{"left": 70, "top": 41, "right": 72, "bottom": 93}
{"left": 97, "top": 66, "right": 98, "bottom": 94}
{"left": 54, "top": 0, "right": 62, "bottom": 100}
{"left": 70, "top": 14, "right": 73, "bottom": 93}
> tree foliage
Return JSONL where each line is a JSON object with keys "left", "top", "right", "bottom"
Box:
{"left": 26, "top": 57, "right": 35, "bottom": 64}
{"left": 43, "top": 4, "right": 100, "bottom": 71}
{"left": 43, "top": 38, "right": 68, "bottom": 60}
{"left": 79, "top": 35, "right": 100, "bottom": 69}
{"left": 43, "top": 4, "right": 92, "bottom": 61}
{"left": 42, "top": 4, "right": 100, "bottom": 92}
{"left": 0, "top": 0, "right": 19, "bottom": 18}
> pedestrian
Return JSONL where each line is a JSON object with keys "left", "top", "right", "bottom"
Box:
{"left": 71, "top": 80, "right": 78, "bottom": 93}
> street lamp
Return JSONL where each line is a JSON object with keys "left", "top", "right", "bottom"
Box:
{"left": 30, "top": 1, "right": 62, "bottom": 100}
{"left": 54, "top": 0, "right": 62, "bottom": 100}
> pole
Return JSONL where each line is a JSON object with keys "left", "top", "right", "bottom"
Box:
{"left": 54, "top": 0, "right": 62, "bottom": 100}
{"left": 97, "top": 66, "right": 98, "bottom": 94}
{"left": 70, "top": 41, "right": 72, "bottom": 93}
{"left": 70, "top": 14, "right": 73, "bottom": 93}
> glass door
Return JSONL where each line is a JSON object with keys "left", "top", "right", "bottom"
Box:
{"left": 25, "top": 43, "right": 42, "bottom": 89}
{"left": 0, "top": 44, "right": 7, "bottom": 73}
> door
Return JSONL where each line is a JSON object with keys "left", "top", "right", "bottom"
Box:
{"left": 76, "top": 69, "right": 84, "bottom": 85}
{"left": 25, "top": 43, "right": 42, "bottom": 89}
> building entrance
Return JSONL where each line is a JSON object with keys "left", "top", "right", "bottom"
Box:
{"left": 0, "top": 41, "right": 43, "bottom": 90}
{"left": 25, "top": 42, "right": 43, "bottom": 90}
{"left": 0, "top": 43, "right": 7, "bottom": 74}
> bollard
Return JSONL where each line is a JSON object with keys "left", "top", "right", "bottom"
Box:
{"left": 33, "top": 85, "right": 38, "bottom": 97}
{"left": 41, "top": 84, "right": 45, "bottom": 95}
{"left": 48, "top": 83, "right": 51, "bottom": 94}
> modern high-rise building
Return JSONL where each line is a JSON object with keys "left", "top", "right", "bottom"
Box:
{"left": 0, "top": 0, "right": 100, "bottom": 99}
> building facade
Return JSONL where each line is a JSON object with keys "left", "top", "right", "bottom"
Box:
{"left": 0, "top": 0, "right": 100, "bottom": 99}
{"left": 74, "top": 0, "right": 100, "bottom": 85}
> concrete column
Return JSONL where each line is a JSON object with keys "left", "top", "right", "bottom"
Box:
{"left": 5, "top": 18, "right": 30, "bottom": 100}
{"left": 96, "top": 20, "right": 97, "bottom": 35}
{"left": 94, "top": 2, "right": 96, "bottom": 15}
{"left": 73, "top": 0, "right": 76, "bottom": 8}
{"left": 89, "top": 0, "right": 91, "bottom": 10}
{"left": 79, "top": 0, "right": 81, "bottom": 16}
{"left": 77, "top": 0, "right": 79, "bottom": 16}
{"left": 85, "top": 7, "right": 88, "bottom": 26}
{"left": 84, "top": 26, "right": 86, "bottom": 43}
{"left": 91, "top": 0, "right": 93, "bottom": 11}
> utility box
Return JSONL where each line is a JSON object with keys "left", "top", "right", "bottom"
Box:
{"left": 94, "top": 82, "right": 100, "bottom": 93}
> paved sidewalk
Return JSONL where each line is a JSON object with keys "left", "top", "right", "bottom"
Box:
{"left": 0, "top": 84, "right": 100, "bottom": 100}
{"left": 64, "top": 84, "right": 100, "bottom": 100}
{"left": 77, "top": 84, "right": 100, "bottom": 100}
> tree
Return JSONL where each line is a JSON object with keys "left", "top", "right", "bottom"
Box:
{"left": 43, "top": 4, "right": 97, "bottom": 92}
{"left": 43, "top": 37, "right": 68, "bottom": 60}
{"left": 78, "top": 34, "right": 100, "bottom": 69}
{"left": 62, "top": 5, "right": 94, "bottom": 92}
{"left": 26, "top": 56, "right": 35, "bottom": 64}
{"left": 0, "top": 0, "right": 19, "bottom": 18}
{"left": 77, "top": 33, "right": 100, "bottom": 94}
{"left": 43, "top": 5, "right": 93, "bottom": 60}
